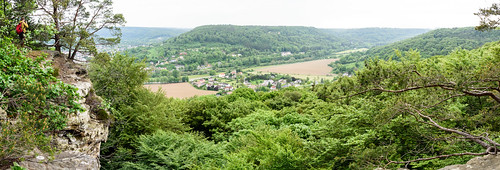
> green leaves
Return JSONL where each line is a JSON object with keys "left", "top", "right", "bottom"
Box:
{"left": 122, "top": 130, "right": 225, "bottom": 170}
{"left": 89, "top": 52, "right": 148, "bottom": 107}
{"left": 0, "top": 38, "right": 83, "bottom": 162}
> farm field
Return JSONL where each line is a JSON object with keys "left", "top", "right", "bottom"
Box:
{"left": 145, "top": 83, "right": 218, "bottom": 98}
{"left": 250, "top": 58, "right": 339, "bottom": 80}
{"left": 253, "top": 58, "right": 339, "bottom": 75}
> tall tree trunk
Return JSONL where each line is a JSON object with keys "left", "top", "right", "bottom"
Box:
{"left": 69, "top": 43, "right": 80, "bottom": 60}
{"left": 53, "top": 5, "right": 61, "bottom": 52}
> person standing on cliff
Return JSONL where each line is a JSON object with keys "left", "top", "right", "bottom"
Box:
{"left": 16, "top": 17, "right": 29, "bottom": 47}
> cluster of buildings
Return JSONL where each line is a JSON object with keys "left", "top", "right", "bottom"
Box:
{"left": 218, "top": 71, "right": 243, "bottom": 79}
{"left": 244, "top": 79, "right": 302, "bottom": 91}
{"left": 191, "top": 74, "right": 304, "bottom": 94}
{"left": 192, "top": 78, "right": 234, "bottom": 92}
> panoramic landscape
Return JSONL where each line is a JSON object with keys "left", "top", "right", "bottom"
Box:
{"left": 1, "top": 0, "right": 500, "bottom": 169}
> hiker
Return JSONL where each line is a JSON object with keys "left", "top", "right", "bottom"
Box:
{"left": 16, "top": 17, "right": 29, "bottom": 47}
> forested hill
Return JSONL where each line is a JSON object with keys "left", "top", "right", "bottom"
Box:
{"left": 166, "top": 25, "right": 353, "bottom": 52}
{"left": 127, "top": 25, "right": 356, "bottom": 70}
{"left": 97, "top": 27, "right": 190, "bottom": 46}
{"left": 322, "top": 28, "right": 430, "bottom": 48}
{"left": 364, "top": 27, "right": 500, "bottom": 59}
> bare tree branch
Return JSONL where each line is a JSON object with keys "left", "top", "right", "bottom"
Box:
{"left": 405, "top": 104, "right": 500, "bottom": 149}
{"left": 462, "top": 90, "right": 500, "bottom": 103}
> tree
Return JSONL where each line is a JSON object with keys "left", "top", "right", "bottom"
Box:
{"left": 0, "top": 37, "right": 83, "bottom": 165}
{"left": 172, "top": 69, "right": 180, "bottom": 78}
{"left": 209, "top": 70, "right": 216, "bottom": 76}
{"left": 475, "top": 3, "right": 500, "bottom": 31}
{"left": 36, "top": 0, "right": 125, "bottom": 59}
{"left": 0, "top": 0, "right": 36, "bottom": 38}
{"left": 88, "top": 52, "right": 148, "bottom": 107}
{"left": 324, "top": 43, "right": 500, "bottom": 167}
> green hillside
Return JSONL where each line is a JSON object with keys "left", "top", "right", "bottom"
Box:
{"left": 167, "top": 25, "right": 352, "bottom": 52}
{"left": 365, "top": 27, "right": 500, "bottom": 59}
{"left": 99, "top": 39, "right": 500, "bottom": 170}
{"left": 322, "top": 28, "right": 430, "bottom": 47}
{"left": 97, "top": 27, "right": 190, "bottom": 46}
{"left": 330, "top": 27, "right": 500, "bottom": 74}
{"left": 127, "top": 25, "right": 355, "bottom": 80}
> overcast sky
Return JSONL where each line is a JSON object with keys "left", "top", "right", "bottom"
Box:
{"left": 112, "top": 0, "right": 496, "bottom": 29}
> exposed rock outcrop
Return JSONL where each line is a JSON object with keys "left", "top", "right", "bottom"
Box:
{"left": 439, "top": 154, "right": 500, "bottom": 170}
{"left": 18, "top": 51, "right": 109, "bottom": 170}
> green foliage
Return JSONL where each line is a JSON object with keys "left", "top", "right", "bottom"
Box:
{"left": 36, "top": 0, "right": 125, "bottom": 59}
{"left": 225, "top": 127, "right": 312, "bottom": 169}
{"left": 89, "top": 52, "right": 148, "bottom": 107}
{"left": 122, "top": 130, "right": 225, "bottom": 170}
{"left": 10, "top": 162, "right": 26, "bottom": 170}
{"left": 181, "top": 95, "right": 267, "bottom": 140}
{"left": 128, "top": 25, "right": 353, "bottom": 79}
{"left": 475, "top": 3, "right": 500, "bottom": 31}
{"left": 323, "top": 28, "right": 430, "bottom": 48}
{"left": 113, "top": 88, "right": 189, "bottom": 147}
{"left": 365, "top": 27, "right": 500, "bottom": 59}
{"left": 0, "top": 38, "right": 82, "bottom": 162}
{"left": 99, "top": 36, "right": 499, "bottom": 170}
{"left": 96, "top": 27, "right": 190, "bottom": 47}
{"left": 92, "top": 52, "right": 192, "bottom": 169}
{"left": 169, "top": 25, "right": 350, "bottom": 52}
{"left": 316, "top": 41, "right": 500, "bottom": 169}
{"left": 331, "top": 27, "right": 500, "bottom": 74}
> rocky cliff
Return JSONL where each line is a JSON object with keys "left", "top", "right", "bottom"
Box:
{"left": 16, "top": 51, "right": 110, "bottom": 170}
{"left": 439, "top": 154, "right": 500, "bottom": 170}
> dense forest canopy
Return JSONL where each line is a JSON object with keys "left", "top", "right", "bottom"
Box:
{"left": 126, "top": 25, "right": 360, "bottom": 81}
{"left": 322, "top": 28, "right": 430, "bottom": 48}
{"left": 96, "top": 41, "right": 500, "bottom": 169}
{"left": 330, "top": 27, "right": 500, "bottom": 74}
{"left": 126, "top": 25, "right": 432, "bottom": 83}
{"left": 2, "top": 0, "right": 499, "bottom": 169}
{"left": 96, "top": 27, "right": 190, "bottom": 46}
{"left": 128, "top": 25, "right": 353, "bottom": 62}
{"left": 167, "top": 25, "right": 353, "bottom": 52}
{"left": 364, "top": 27, "right": 500, "bottom": 59}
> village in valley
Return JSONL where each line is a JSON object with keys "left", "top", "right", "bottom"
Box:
{"left": 139, "top": 49, "right": 310, "bottom": 96}
{"left": 191, "top": 71, "right": 304, "bottom": 95}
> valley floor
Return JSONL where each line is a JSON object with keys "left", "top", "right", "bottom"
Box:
{"left": 145, "top": 82, "right": 218, "bottom": 98}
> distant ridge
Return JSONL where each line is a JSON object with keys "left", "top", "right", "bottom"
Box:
{"left": 166, "top": 25, "right": 353, "bottom": 52}
{"left": 322, "top": 28, "right": 430, "bottom": 48}
{"left": 97, "top": 27, "right": 190, "bottom": 46}
{"left": 364, "top": 27, "right": 500, "bottom": 59}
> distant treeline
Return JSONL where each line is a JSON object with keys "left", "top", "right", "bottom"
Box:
{"left": 330, "top": 27, "right": 500, "bottom": 74}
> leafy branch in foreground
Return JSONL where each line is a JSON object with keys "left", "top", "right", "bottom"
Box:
{"left": 476, "top": 3, "right": 500, "bottom": 31}
{"left": 36, "top": 0, "right": 125, "bottom": 59}
{"left": 322, "top": 41, "right": 500, "bottom": 168}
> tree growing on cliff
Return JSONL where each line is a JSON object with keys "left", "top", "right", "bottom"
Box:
{"left": 36, "top": 0, "right": 125, "bottom": 59}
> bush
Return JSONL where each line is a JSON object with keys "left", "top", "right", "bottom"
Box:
{"left": 0, "top": 38, "right": 83, "bottom": 163}
{"left": 122, "top": 130, "right": 226, "bottom": 169}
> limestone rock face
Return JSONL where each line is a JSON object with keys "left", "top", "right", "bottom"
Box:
{"left": 439, "top": 155, "right": 500, "bottom": 170}
{"left": 18, "top": 52, "right": 109, "bottom": 170}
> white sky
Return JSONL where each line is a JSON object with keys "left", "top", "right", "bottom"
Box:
{"left": 112, "top": 0, "right": 497, "bottom": 29}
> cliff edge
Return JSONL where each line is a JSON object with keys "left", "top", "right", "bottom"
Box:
{"left": 439, "top": 154, "right": 500, "bottom": 170}
{"left": 17, "top": 51, "right": 110, "bottom": 170}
